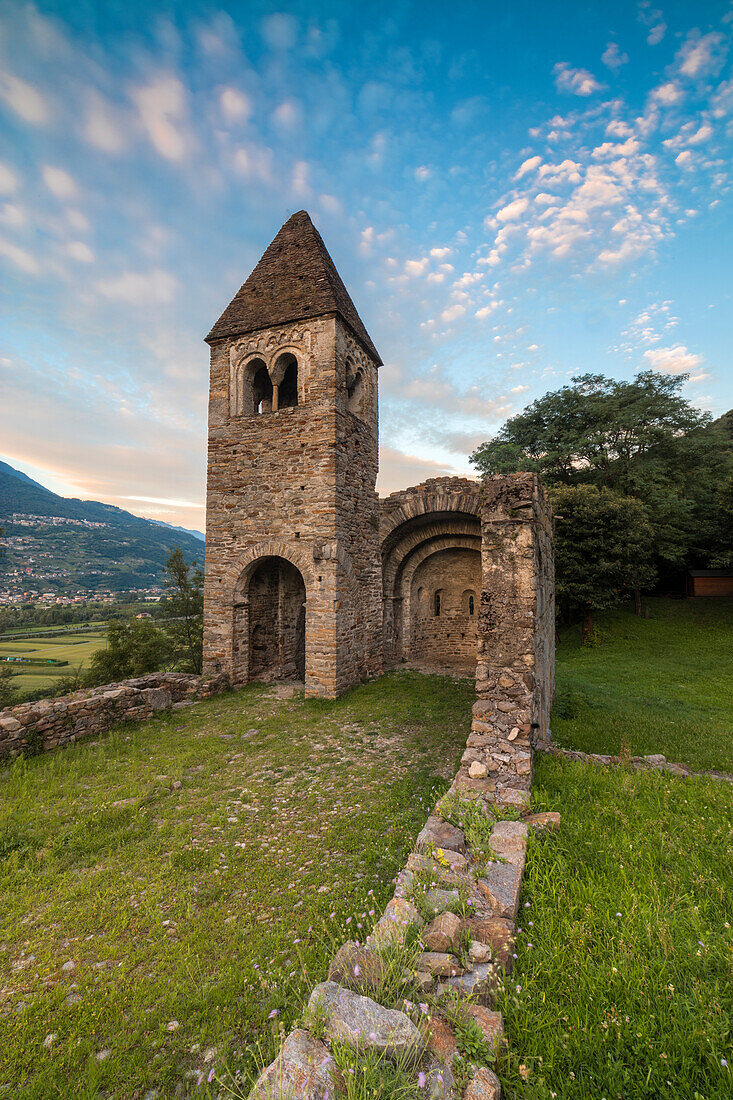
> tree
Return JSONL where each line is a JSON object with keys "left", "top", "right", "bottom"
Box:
{"left": 88, "top": 617, "right": 172, "bottom": 684}
{"left": 551, "top": 485, "right": 656, "bottom": 641}
{"left": 0, "top": 666, "right": 17, "bottom": 709}
{"left": 161, "top": 549, "right": 204, "bottom": 674}
{"left": 471, "top": 372, "right": 732, "bottom": 584}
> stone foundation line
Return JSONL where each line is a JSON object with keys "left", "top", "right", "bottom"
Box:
{"left": 537, "top": 740, "right": 733, "bottom": 784}
{"left": 0, "top": 672, "right": 229, "bottom": 760}
{"left": 247, "top": 713, "right": 560, "bottom": 1100}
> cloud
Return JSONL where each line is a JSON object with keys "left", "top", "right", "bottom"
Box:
{"left": 42, "top": 165, "right": 77, "bottom": 200}
{"left": 415, "top": 165, "right": 431, "bottom": 181}
{"left": 649, "top": 81, "right": 683, "bottom": 106}
{"left": 0, "top": 235, "right": 40, "bottom": 274}
{"left": 440, "top": 303, "right": 466, "bottom": 322}
{"left": 638, "top": 4, "right": 666, "bottom": 45}
{"left": 233, "top": 142, "right": 273, "bottom": 183}
{"left": 220, "top": 86, "right": 252, "bottom": 121}
{"left": 511, "top": 384, "right": 530, "bottom": 393}
{"left": 82, "top": 91, "right": 126, "bottom": 153}
{"left": 430, "top": 247, "right": 451, "bottom": 259}
{"left": 65, "top": 241, "right": 95, "bottom": 263}
{"left": 602, "top": 43, "right": 629, "bottom": 72}
{"left": 273, "top": 100, "right": 301, "bottom": 128}
{"left": 676, "top": 31, "right": 726, "bottom": 79}
{"left": 554, "top": 63, "right": 603, "bottom": 97}
{"left": 130, "top": 75, "right": 190, "bottom": 161}
{"left": 0, "top": 69, "right": 48, "bottom": 124}
{"left": 376, "top": 446, "right": 457, "bottom": 495}
{"left": 0, "top": 161, "right": 19, "bottom": 194}
{"left": 643, "top": 344, "right": 703, "bottom": 374}
{"left": 495, "top": 197, "right": 530, "bottom": 223}
{"left": 405, "top": 258, "right": 429, "bottom": 277}
{"left": 515, "top": 155, "right": 542, "bottom": 179}
{"left": 96, "top": 268, "right": 178, "bottom": 305}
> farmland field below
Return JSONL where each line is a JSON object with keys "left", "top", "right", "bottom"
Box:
{"left": 0, "top": 631, "right": 107, "bottom": 694}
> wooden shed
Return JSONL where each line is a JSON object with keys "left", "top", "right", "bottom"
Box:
{"left": 686, "top": 570, "right": 733, "bottom": 597}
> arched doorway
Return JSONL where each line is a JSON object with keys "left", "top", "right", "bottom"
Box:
{"left": 244, "top": 556, "right": 306, "bottom": 682}
{"left": 408, "top": 547, "right": 480, "bottom": 669}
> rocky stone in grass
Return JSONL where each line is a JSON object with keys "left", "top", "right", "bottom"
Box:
{"left": 469, "top": 916, "right": 515, "bottom": 969}
{"left": 369, "top": 898, "right": 423, "bottom": 949}
{"left": 413, "top": 970, "right": 434, "bottom": 992}
{"left": 439, "top": 960, "right": 496, "bottom": 999}
{"left": 307, "top": 982, "right": 424, "bottom": 1063}
{"left": 468, "top": 940, "right": 491, "bottom": 964}
{"left": 423, "top": 912, "right": 463, "bottom": 953}
{"left": 327, "top": 942, "right": 385, "bottom": 995}
{"left": 525, "top": 811, "right": 561, "bottom": 832}
{"left": 249, "top": 1028, "right": 343, "bottom": 1100}
{"left": 418, "top": 952, "right": 465, "bottom": 977}
{"left": 491, "top": 820, "right": 528, "bottom": 843}
{"left": 494, "top": 786, "right": 530, "bottom": 808}
{"left": 462, "top": 1005, "right": 504, "bottom": 1050}
{"left": 464, "top": 1066, "right": 501, "bottom": 1100}
{"left": 478, "top": 862, "right": 523, "bottom": 919}
{"left": 424, "top": 1016, "right": 458, "bottom": 1063}
{"left": 468, "top": 760, "right": 488, "bottom": 779}
{"left": 422, "top": 888, "right": 459, "bottom": 917}
{"left": 416, "top": 816, "right": 466, "bottom": 854}
{"left": 433, "top": 847, "right": 469, "bottom": 872}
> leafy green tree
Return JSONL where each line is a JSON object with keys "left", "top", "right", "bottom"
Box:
{"left": 88, "top": 618, "right": 173, "bottom": 684}
{"left": 552, "top": 485, "right": 656, "bottom": 641}
{"left": 161, "top": 548, "right": 204, "bottom": 674}
{"left": 0, "top": 666, "right": 17, "bottom": 708}
{"left": 471, "top": 372, "right": 732, "bottom": 582}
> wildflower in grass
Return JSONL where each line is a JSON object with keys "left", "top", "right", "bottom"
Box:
{"left": 268, "top": 1009, "right": 278, "bottom": 1019}
{"left": 208, "top": 1068, "right": 216, "bottom": 1083}
{"left": 418, "top": 1071, "right": 426, "bottom": 1088}
{"left": 524, "top": 902, "right": 530, "bottom": 908}
{"left": 722, "top": 1058, "right": 728, "bottom": 1068}
{"left": 354, "top": 965, "right": 360, "bottom": 976}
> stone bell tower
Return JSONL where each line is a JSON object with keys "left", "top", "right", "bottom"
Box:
{"left": 202, "top": 210, "right": 383, "bottom": 697}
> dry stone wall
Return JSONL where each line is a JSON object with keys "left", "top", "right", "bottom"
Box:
{"left": 0, "top": 673, "right": 228, "bottom": 759}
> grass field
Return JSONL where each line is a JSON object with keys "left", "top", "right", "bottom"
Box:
{"left": 553, "top": 597, "right": 733, "bottom": 772}
{"left": 0, "top": 672, "right": 473, "bottom": 1099}
{"left": 0, "top": 631, "right": 107, "bottom": 694}
{"left": 497, "top": 598, "right": 733, "bottom": 1099}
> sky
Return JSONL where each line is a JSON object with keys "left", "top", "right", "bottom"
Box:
{"left": 1, "top": 0, "right": 732, "bottom": 532}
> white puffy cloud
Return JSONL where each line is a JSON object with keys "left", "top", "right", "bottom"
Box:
{"left": 511, "top": 384, "right": 530, "bottom": 393}
{"left": 441, "top": 303, "right": 466, "bottom": 322}
{"left": 42, "top": 165, "right": 77, "bottom": 201}
{"left": 82, "top": 91, "right": 126, "bottom": 153}
{"left": 676, "top": 31, "right": 726, "bottom": 79}
{"left": 638, "top": 4, "right": 666, "bottom": 45}
{"left": 430, "top": 247, "right": 452, "bottom": 259}
{"left": 602, "top": 43, "right": 629, "bottom": 72}
{"left": 650, "top": 81, "right": 683, "bottom": 106}
{"left": 130, "top": 75, "right": 190, "bottom": 161}
{"left": 415, "top": 165, "right": 431, "bottom": 181}
{"left": 404, "top": 258, "right": 428, "bottom": 277}
{"left": 554, "top": 63, "right": 603, "bottom": 97}
{"left": 0, "top": 69, "right": 48, "bottom": 124}
{"left": 273, "top": 100, "right": 301, "bottom": 128}
{"left": 495, "top": 197, "right": 530, "bottom": 223}
{"left": 515, "top": 155, "right": 542, "bottom": 179}
{"left": 233, "top": 142, "right": 273, "bottom": 183}
{"left": 220, "top": 86, "right": 252, "bottom": 121}
{"left": 643, "top": 344, "right": 703, "bottom": 374}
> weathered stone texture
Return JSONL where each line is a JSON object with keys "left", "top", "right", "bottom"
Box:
{"left": 0, "top": 673, "right": 227, "bottom": 759}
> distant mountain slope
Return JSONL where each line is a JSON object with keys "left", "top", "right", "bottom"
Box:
{"left": 150, "top": 519, "right": 205, "bottom": 542}
{"left": 0, "top": 460, "right": 204, "bottom": 595}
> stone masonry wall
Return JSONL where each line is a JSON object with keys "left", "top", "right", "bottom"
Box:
{"left": 458, "top": 474, "right": 555, "bottom": 810}
{"left": 0, "top": 673, "right": 228, "bottom": 760}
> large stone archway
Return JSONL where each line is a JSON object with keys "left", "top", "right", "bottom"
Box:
{"left": 379, "top": 478, "right": 483, "bottom": 671}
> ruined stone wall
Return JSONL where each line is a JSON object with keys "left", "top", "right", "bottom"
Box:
{"left": 0, "top": 673, "right": 228, "bottom": 760}
{"left": 203, "top": 315, "right": 382, "bottom": 698}
{"left": 409, "top": 547, "right": 481, "bottom": 669}
{"left": 454, "top": 474, "right": 554, "bottom": 809}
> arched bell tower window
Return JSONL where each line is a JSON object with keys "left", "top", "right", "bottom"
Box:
{"left": 434, "top": 589, "right": 442, "bottom": 616}
{"left": 272, "top": 352, "right": 299, "bottom": 410}
{"left": 463, "top": 589, "right": 477, "bottom": 615}
{"left": 252, "top": 364, "right": 273, "bottom": 415}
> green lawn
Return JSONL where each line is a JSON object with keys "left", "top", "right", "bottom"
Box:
{"left": 0, "top": 672, "right": 473, "bottom": 1099}
{"left": 0, "top": 631, "right": 107, "bottom": 695}
{"left": 553, "top": 597, "right": 733, "bottom": 772}
{"left": 497, "top": 756, "right": 732, "bottom": 1100}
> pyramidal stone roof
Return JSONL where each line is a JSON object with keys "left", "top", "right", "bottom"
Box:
{"left": 206, "top": 210, "right": 382, "bottom": 364}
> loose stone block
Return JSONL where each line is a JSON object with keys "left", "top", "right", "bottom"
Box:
{"left": 478, "top": 863, "right": 523, "bottom": 920}
{"left": 369, "top": 898, "right": 423, "bottom": 949}
{"left": 418, "top": 952, "right": 464, "bottom": 977}
{"left": 327, "top": 942, "right": 385, "bottom": 995}
{"left": 462, "top": 1005, "right": 504, "bottom": 1050}
{"left": 307, "top": 982, "right": 424, "bottom": 1062}
{"left": 464, "top": 1066, "right": 501, "bottom": 1100}
{"left": 525, "top": 811, "right": 561, "bottom": 832}
{"left": 423, "top": 911, "right": 463, "bottom": 953}
{"left": 468, "top": 917, "right": 515, "bottom": 970}
{"left": 248, "top": 1028, "right": 343, "bottom": 1100}
{"left": 416, "top": 816, "right": 466, "bottom": 854}
{"left": 424, "top": 1016, "right": 458, "bottom": 1064}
